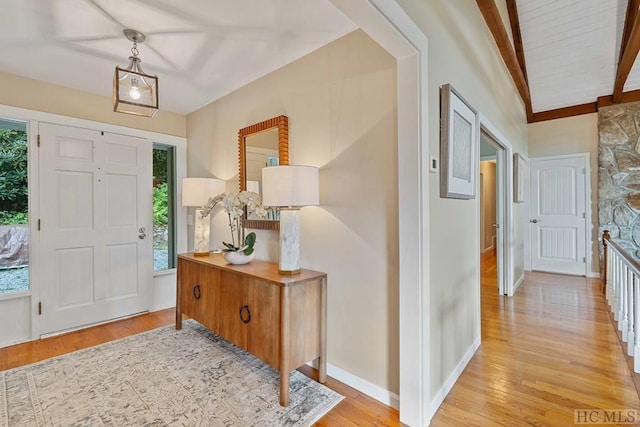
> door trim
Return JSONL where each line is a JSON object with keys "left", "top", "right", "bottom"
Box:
{"left": 527, "top": 153, "right": 592, "bottom": 276}
{"left": 327, "top": 1, "right": 430, "bottom": 424}
{"left": 479, "top": 113, "right": 514, "bottom": 297}
{"left": 0, "top": 104, "right": 186, "bottom": 342}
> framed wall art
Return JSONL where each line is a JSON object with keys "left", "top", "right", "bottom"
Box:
{"left": 440, "top": 84, "right": 479, "bottom": 199}
{"left": 513, "top": 152, "right": 526, "bottom": 203}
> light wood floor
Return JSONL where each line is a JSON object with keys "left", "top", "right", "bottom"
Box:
{"left": 0, "top": 309, "right": 399, "bottom": 426}
{"left": 431, "top": 251, "right": 640, "bottom": 426}
{"left": 1, "top": 254, "right": 638, "bottom": 426}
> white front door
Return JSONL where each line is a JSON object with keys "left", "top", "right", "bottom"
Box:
{"left": 530, "top": 155, "right": 587, "bottom": 275}
{"left": 39, "top": 123, "right": 152, "bottom": 335}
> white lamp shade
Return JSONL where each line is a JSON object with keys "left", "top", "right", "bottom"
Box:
{"left": 262, "top": 165, "right": 319, "bottom": 207}
{"left": 182, "top": 178, "right": 225, "bottom": 207}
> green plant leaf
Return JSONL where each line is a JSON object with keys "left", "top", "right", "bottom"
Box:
{"left": 221, "top": 242, "right": 236, "bottom": 250}
{"left": 244, "top": 232, "right": 256, "bottom": 248}
{"left": 243, "top": 247, "right": 254, "bottom": 256}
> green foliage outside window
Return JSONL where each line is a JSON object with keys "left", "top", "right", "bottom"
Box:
{"left": 153, "top": 183, "right": 168, "bottom": 226}
{"left": 0, "top": 129, "right": 28, "bottom": 214}
{"left": 153, "top": 146, "right": 172, "bottom": 268}
{"left": 0, "top": 211, "right": 28, "bottom": 225}
{"left": 153, "top": 149, "right": 168, "bottom": 187}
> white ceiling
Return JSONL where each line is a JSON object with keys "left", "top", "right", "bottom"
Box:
{"left": 5, "top": 0, "right": 636, "bottom": 118}
{"left": 0, "top": 0, "right": 356, "bottom": 115}
{"left": 517, "top": 0, "right": 635, "bottom": 113}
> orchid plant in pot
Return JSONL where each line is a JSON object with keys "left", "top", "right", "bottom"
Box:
{"left": 201, "top": 190, "right": 267, "bottom": 264}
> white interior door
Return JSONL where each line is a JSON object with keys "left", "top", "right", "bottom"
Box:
{"left": 530, "top": 155, "right": 587, "bottom": 275}
{"left": 39, "top": 123, "right": 152, "bottom": 335}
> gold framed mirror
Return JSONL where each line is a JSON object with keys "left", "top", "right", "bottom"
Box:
{"left": 238, "top": 115, "right": 289, "bottom": 230}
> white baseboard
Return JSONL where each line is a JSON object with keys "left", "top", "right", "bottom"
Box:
{"left": 524, "top": 268, "right": 601, "bottom": 280}
{"left": 309, "top": 362, "right": 399, "bottom": 409}
{"left": 429, "top": 336, "right": 481, "bottom": 420}
{"left": 513, "top": 273, "right": 525, "bottom": 293}
{"left": 0, "top": 336, "right": 32, "bottom": 349}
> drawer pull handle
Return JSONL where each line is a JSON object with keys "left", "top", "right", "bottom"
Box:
{"left": 240, "top": 305, "right": 251, "bottom": 324}
{"left": 193, "top": 285, "right": 201, "bottom": 300}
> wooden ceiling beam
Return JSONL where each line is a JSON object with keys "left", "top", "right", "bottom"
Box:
{"left": 476, "top": 0, "right": 533, "bottom": 121}
{"left": 620, "top": 0, "right": 640, "bottom": 64}
{"left": 613, "top": 0, "right": 640, "bottom": 102}
{"left": 505, "top": 0, "right": 528, "bottom": 84}
{"left": 527, "top": 90, "right": 640, "bottom": 123}
{"left": 529, "top": 102, "right": 597, "bottom": 123}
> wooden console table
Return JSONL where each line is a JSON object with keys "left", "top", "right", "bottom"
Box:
{"left": 176, "top": 252, "right": 327, "bottom": 406}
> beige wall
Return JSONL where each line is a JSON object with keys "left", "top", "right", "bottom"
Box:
{"left": 527, "top": 113, "right": 599, "bottom": 272}
{"left": 0, "top": 1, "right": 532, "bottom": 409}
{"left": 480, "top": 161, "right": 497, "bottom": 252}
{"left": 0, "top": 72, "right": 186, "bottom": 137}
{"left": 187, "top": 30, "right": 399, "bottom": 393}
{"left": 395, "top": 0, "right": 529, "bottom": 398}
{"left": 0, "top": 0, "right": 530, "bottom": 408}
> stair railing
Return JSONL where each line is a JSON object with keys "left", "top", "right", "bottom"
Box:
{"left": 603, "top": 230, "right": 640, "bottom": 372}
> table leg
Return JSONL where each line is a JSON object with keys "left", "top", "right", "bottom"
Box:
{"left": 280, "top": 371, "right": 290, "bottom": 406}
{"left": 280, "top": 287, "right": 291, "bottom": 406}
{"left": 319, "top": 277, "right": 327, "bottom": 383}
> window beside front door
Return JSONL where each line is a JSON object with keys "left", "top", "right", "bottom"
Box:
{"left": 0, "top": 119, "right": 29, "bottom": 295}
{"left": 153, "top": 144, "right": 176, "bottom": 271}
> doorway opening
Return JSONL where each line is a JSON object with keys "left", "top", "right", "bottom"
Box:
{"left": 0, "top": 118, "right": 29, "bottom": 296}
{"left": 479, "top": 129, "right": 507, "bottom": 295}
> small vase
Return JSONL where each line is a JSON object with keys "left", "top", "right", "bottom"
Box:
{"left": 223, "top": 250, "right": 255, "bottom": 265}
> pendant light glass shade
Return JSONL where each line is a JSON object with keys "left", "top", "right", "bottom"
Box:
{"left": 113, "top": 29, "right": 158, "bottom": 117}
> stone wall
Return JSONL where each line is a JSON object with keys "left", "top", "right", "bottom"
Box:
{"left": 599, "top": 101, "right": 640, "bottom": 259}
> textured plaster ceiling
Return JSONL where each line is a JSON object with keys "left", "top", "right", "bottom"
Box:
{"left": 0, "top": 0, "right": 356, "bottom": 114}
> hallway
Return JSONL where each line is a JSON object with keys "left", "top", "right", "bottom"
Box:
{"left": 431, "top": 252, "right": 640, "bottom": 425}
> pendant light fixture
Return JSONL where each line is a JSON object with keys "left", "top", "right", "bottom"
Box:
{"left": 113, "top": 29, "right": 159, "bottom": 117}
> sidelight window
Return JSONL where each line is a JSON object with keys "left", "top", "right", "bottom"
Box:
{"left": 153, "top": 144, "right": 176, "bottom": 271}
{"left": 0, "top": 119, "right": 29, "bottom": 295}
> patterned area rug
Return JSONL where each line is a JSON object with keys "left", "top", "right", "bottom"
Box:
{"left": 0, "top": 320, "right": 343, "bottom": 426}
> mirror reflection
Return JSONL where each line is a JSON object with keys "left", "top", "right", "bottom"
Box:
{"left": 245, "top": 128, "right": 279, "bottom": 220}
{"left": 238, "top": 115, "right": 288, "bottom": 230}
